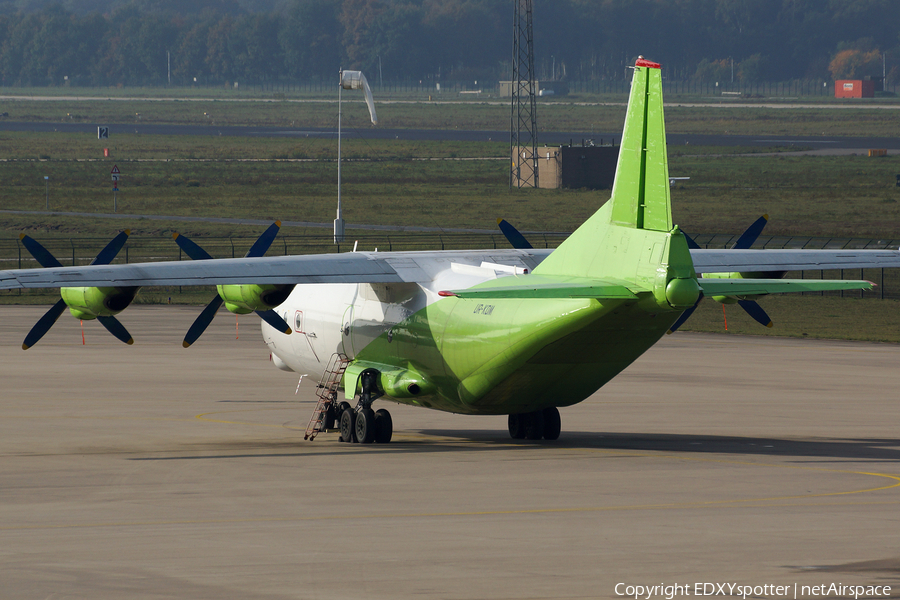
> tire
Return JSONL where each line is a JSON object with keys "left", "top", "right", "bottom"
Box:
{"left": 524, "top": 410, "right": 544, "bottom": 440}
{"left": 355, "top": 408, "right": 376, "bottom": 444}
{"left": 338, "top": 401, "right": 351, "bottom": 415}
{"left": 374, "top": 408, "right": 393, "bottom": 443}
{"left": 508, "top": 414, "right": 526, "bottom": 439}
{"left": 339, "top": 408, "right": 356, "bottom": 443}
{"left": 542, "top": 407, "right": 561, "bottom": 441}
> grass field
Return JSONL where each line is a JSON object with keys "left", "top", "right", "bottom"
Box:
{"left": 2, "top": 91, "right": 899, "bottom": 344}
{"left": 4, "top": 90, "right": 900, "bottom": 137}
{"left": 676, "top": 295, "right": 900, "bottom": 343}
{"left": 2, "top": 134, "right": 899, "bottom": 239}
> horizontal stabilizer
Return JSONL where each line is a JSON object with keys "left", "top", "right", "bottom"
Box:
{"left": 441, "top": 276, "right": 646, "bottom": 300}
{"left": 699, "top": 278, "right": 873, "bottom": 297}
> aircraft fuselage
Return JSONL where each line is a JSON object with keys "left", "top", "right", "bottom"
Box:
{"left": 262, "top": 251, "right": 677, "bottom": 415}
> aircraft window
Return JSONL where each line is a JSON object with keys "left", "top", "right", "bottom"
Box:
{"left": 295, "top": 311, "right": 303, "bottom": 332}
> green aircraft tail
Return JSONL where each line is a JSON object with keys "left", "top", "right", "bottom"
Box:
{"left": 608, "top": 58, "right": 672, "bottom": 232}
{"left": 531, "top": 57, "right": 699, "bottom": 310}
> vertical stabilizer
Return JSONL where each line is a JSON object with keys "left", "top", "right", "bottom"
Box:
{"left": 532, "top": 58, "right": 698, "bottom": 312}
{"left": 610, "top": 57, "right": 671, "bottom": 232}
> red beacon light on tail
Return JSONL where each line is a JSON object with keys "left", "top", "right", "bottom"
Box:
{"left": 635, "top": 56, "right": 661, "bottom": 69}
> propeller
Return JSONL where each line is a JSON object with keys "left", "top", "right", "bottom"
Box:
{"left": 732, "top": 214, "right": 769, "bottom": 250}
{"left": 669, "top": 215, "right": 773, "bottom": 333}
{"left": 20, "top": 231, "right": 133, "bottom": 349}
{"left": 737, "top": 299, "right": 773, "bottom": 328}
{"left": 97, "top": 315, "right": 135, "bottom": 345}
{"left": 182, "top": 294, "right": 224, "bottom": 348}
{"left": 22, "top": 298, "right": 67, "bottom": 350}
{"left": 666, "top": 293, "right": 704, "bottom": 334}
{"left": 174, "top": 222, "right": 292, "bottom": 348}
{"left": 497, "top": 218, "right": 533, "bottom": 249}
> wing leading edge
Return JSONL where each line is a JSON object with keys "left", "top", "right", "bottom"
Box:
{"left": 0, "top": 249, "right": 546, "bottom": 290}
{"left": 0, "top": 252, "right": 404, "bottom": 290}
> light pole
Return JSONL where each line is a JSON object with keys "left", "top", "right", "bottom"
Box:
{"left": 335, "top": 69, "right": 378, "bottom": 244}
{"left": 44, "top": 176, "right": 49, "bottom": 210}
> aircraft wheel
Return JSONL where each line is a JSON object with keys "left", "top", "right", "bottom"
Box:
{"left": 374, "top": 409, "right": 393, "bottom": 443}
{"left": 542, "top": 407, "right": 561, "bottom": 440}
{"left": 338, "top": 401, "right": 351, "bottom": 415}
{"left": 524, "top": 410, "right": 544, "bottom": 440}
{"left": 508, "top": 414, "right": 526, "bottom": 439}
{"left": 356, "top": 408, "right": 376, "bottom": 444}
{"left": 339, "top": 408, "right": 356, "bottom": 443}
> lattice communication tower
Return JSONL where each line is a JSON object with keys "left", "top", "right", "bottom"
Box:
{"left": 509, "top": 0, "right": 538, "bottom": 188}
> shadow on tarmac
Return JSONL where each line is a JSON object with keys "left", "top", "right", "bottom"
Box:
{"left": 128, "top": 429, "right": 900, "bottom": 462}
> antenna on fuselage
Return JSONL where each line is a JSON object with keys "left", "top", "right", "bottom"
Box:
{"left": 335, "top": 69, "right": 377, "bottom": 244}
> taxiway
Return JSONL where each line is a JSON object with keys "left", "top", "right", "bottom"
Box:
{"left": 2, "top": 306, "right": 899, "bottom": 599}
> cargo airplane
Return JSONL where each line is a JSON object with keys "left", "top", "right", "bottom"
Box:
{"left": 3, "top": 58, "right": 899, "bottom": 444}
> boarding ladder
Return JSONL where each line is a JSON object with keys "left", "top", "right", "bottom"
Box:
{"left": 304, "top": 353, "right": 350, "bottom": 441}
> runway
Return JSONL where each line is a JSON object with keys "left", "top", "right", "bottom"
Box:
{"left": 2, "top": 305, "right": 900, "bottom": 599}
{"left": 3, "top": 119, "right": 900, "bottom": 150}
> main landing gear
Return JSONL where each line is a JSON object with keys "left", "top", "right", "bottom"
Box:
{"left": 337, "top": 368, "right": 393, "bottom": 444}
{"left": 508, "top": 407, "right": 561, "bottom": 441}
{"left": 338, "top": 406, "right": 393, "bottom": 444}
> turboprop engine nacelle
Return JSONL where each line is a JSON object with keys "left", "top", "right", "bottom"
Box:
{"left": 217, "top": 284, "right": 295, "bottom": 315}
{"left": 60, "top": 286, "right": 140, "bottom": 320}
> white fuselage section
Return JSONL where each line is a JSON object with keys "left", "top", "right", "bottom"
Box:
{"left": 261, "top": 250, "right": 538, "bottom": 379}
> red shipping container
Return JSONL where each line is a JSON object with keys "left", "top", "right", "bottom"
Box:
{"left": 835, "top": 80, "right": 875, "bottom": 98}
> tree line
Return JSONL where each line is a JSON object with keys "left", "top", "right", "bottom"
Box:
{"left": 0, "top": 0, "right": 898, "bottom": 87}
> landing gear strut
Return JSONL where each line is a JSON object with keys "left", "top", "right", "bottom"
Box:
{"left": 338, "top": 368, "right": 393, "bottom": 444}
{"left": 508, "top": 407, "right": 560, "bottom": 441}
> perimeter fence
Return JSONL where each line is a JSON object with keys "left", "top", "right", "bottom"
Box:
{"left": 2, "top": 231, "right": 898, "bottom": 301}
{"left": 232, "top": 79, "right": 898, "bottom": 98}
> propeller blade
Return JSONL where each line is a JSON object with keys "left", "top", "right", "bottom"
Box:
{"left": 731, "top": 214, "right": 769, "bottom": 250}
{"left": 19, "top": 234, "right": 63, "bottom": 268}
{"left": 183, "top": 295, "right": 224, "bottom": 348}
{"left": 22, "top": 299, "right": 68, "bottom": 350}
{"left": 737, "top": 299, "right": 773, "bottom": 328}
{"left": 255, "top": 309, "right": 293, "bottom": 335}
{"left": 91, "top": 230, "right": 131, "bottom": 265}
{"left": 244, "top": 221, "right": 281, "bottom": 258}
{"left": 97, "top": 315, "right": 135, "bottom": 345}
{"left": 497, "top": 219, "right": 533, "bottom": 249}
{"left": 666, "top": 294, "right": 704, "bottom": 334}
{"left": 172, "top": 232, "right": 213, "bottom": 261}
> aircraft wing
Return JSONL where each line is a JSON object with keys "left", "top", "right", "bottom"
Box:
{"left": 3, "top": 246, "right": 899, "bottom": 290}
{"left": 0, "top": 249, "right": 544, "bottom": 290}
{"left": 0, "top": 253, "right": 407, "bottom": 289}
{"left": 522, "top": 247, "right": 900, "bottom": 273}
{"left": 690, "top": 248, "right": 900, "bottom": 273}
